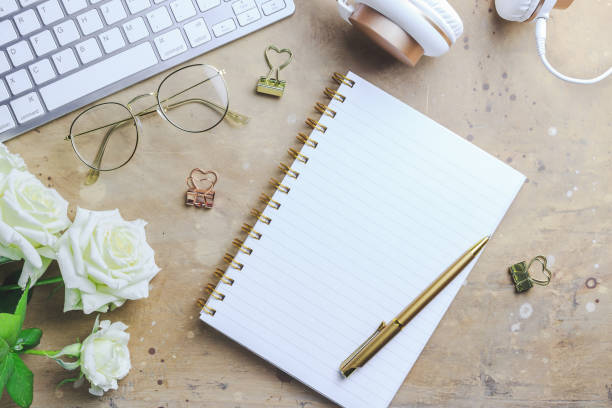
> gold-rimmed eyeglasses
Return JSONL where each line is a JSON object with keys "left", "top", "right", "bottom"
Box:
{"left": 65, "top": 64, "right": 249, "bottom": 185}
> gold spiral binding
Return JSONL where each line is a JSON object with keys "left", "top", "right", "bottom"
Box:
{"left": 232, "top": 238, "right": 253, "bottom": 255}
{"left": 214, "top": 268, "right": 235, "bottom": 285}
{"left": 315, "top": 102, "right": 337, "bottom": 118}
{"left": 260, "top": 193, "right": 281, "bottom": 209}
{"left": 332, "top": 72, "right": 355, "bottom": 87}
{"left": 205, "top": 283, "right": 225, "bottom": 300}
{"left": 324, "top": 87, "right": 346, "bottom": 102}
{"left": 241, "top": 223, "right": 262, "bottom": 239}
{"left": 288, "top": 148, "right": 309, "bottom": 163}
{"left": 250, "top": 208, "right": 272, "bottom": 224}
{"left": 223, "top": 253, "right": 244, "bottom": 270}
{"left": 270, "top": 178, "right": 290, "bottom": 193}
{"left": 279, "top": 163, "right": 300, "bottom": 179}
{"left": 197, "top": 298, "right": 216, "bottom": 315}
{"left": 306, "top": 118, "right": 327, "bottom": 133}
{"left": 296, "top": 132, "right": 318, "bottom": 148}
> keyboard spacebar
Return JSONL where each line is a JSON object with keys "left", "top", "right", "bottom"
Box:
{"left": 40, "top": 42, "right": 158, "bottom": 111}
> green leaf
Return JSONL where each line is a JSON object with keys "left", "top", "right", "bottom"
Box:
{"left": 0, "top": 337, "right": 8, "bottom": 361}
{"left": 14, "top": 329, "right": 42, "bottom": 352}
{"left": 0, "top": 349, "right": 15, "bottom": 393}
{"left": 0, "top": 270, "right": 35, "bottom": 314}
{"left": 0, "top": 313, "right": 21, "bottom": 346}
{"left": 6, "top": 354, "right": 33, "bottom": 408}
{"left": 14, "top": 284, "right": 30, "bottom": 329}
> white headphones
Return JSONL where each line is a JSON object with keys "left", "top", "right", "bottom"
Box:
{"left": 336, "top": 0, "right": 463, "bottom": 66}
{"left": 495, "top": 0, "right": 611, "bottom": 84}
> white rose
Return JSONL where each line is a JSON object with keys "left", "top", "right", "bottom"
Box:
{"left": 0, "top": 170, "right": 71, "bottom": 287}
{"left": 0, "top": 143, "right": 27, "bottom": 190}
{"left": 80, "top": 318, "right": 131, "bottom": 396}
{"left": 57, "top": 207, "right": 160, "bottom": 314}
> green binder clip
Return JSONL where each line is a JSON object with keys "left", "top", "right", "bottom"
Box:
{"left": 256, "top": 45, "right": 293, "bottom": 97}
{"left": 509, "top": 256, "right": 552, "bottom": 293}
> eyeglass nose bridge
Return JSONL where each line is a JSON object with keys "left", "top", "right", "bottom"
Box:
{"left": 127, "top": 91, "right": 164, "bottom": 125}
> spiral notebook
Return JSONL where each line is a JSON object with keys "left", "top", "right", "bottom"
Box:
{"left": 200, "top": 72, "right": 525, "bottom": 408}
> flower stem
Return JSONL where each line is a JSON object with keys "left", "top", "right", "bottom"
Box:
{"left": 23, "top": 349, "right": 60, "bottom": 357}
{"left": 0, "top": 276, "right": 63, "bottom": 292}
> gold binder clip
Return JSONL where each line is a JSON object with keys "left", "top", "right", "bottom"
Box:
{"left": 509, "top": 256, "right": 552, "bottom": 293}
{"left": 186, "top": 169, "right": 217, "bottom": 209}
{"left": 256, "top": 45, "right": 293, "bottom": 97}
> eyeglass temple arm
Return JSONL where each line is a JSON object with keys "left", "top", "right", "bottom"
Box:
{"left": 84, "top": 120, "right": 126, "bottom": 185}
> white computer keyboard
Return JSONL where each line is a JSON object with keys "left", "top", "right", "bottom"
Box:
{"left": 0, "top": 0, "right": 295, "bottom": 140}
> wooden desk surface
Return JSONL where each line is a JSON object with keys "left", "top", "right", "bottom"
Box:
{"left": 2, "top": 1, "right": 611, "bottom": 407}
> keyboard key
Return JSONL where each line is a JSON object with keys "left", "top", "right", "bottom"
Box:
{"left": 101, "top": 0, "right": 126, "bottom": 24}
{"left": 61, "top": 0, "right": 86, "bottom": 13}
{"left": 231, "top": 0, "right": 253, "bottom": 14}
{"left": 6, "top": 69, "right": 32, "bottom": 95}
{"left": 211, "top": 18, "right": 235, "bottom": 37}
{"left": 236, "top": 6, "right": 259, "bottom": 26}
{"left": 10, "top": 92, "right": 44, "bottom": 123}
{"left": 7, "top": 41, "right": 34, "bottom": 67}
{"left": 153, "top": 28, "right": 186, "bottom": 60}
{"left": 0, "top": 81, "right": 9, "bottom": 102}
{"left": 0, "top": 20, "right": 18, "bottom": 46}
{"left": 77, "top": 9, "right": 103, "bottom": 35}
{"left": 76, "top": 38, "right": 102, "bottom": 63}
{"left": 30, "top": 30, "right": 57, "bottom": 56}
{"left": 37, "top": 0, "right": 64, "bottom": 24}
{"left": 20, "top": 0, "right": 42, "bottom": 7}
{"left": 99, "top": 27, "right": 125, "bottom": 53}
{"left": 0, "top": 0, "right": 19, "bottom": 18}
{"left": 169, "top": 0, "right": 195, "bottom": 22}
{"left": 0, "top": 106, "right": 16, "bottom": 133}
{"left": 0, "top": 52, "right": 10, "bottom": 74}
{"left": 14, "top": 9, "right": 42, "bottom": 36}
{"left": 29, "top": 58, "right": 56, "bottom": 84}
{"left": 53, "top": 19, "right": 80, "bottom": 45}
{"left": 123, "top": 17, "right": 148, "bottom": 43}
{"left": 52, "top": 48, "right": 79, "bottom": 74}
{"left": 183, "top": 18, "right": 210, "bottom": 47}
{"left": 146, "top": 6, "right": 171, "bottom": 33}
{"left": 261, "top": 0, "right": 284, "bottom": 15}
{"left": 125, "top": 0, "right": 149, "bottom": 14}
{"left": 40, "top": 42, "right": 157, "bottom": 110}
{"left": 195, "top": 0, "right": 218, "bottom": 12}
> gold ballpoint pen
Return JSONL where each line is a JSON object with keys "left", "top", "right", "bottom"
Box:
{"left": 339, "top": 236, "right": 490, "bottom": 378}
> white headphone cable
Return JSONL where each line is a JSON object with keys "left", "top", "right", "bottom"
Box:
{"left": 535, "top": 17, "right": 612, "bottom": 85}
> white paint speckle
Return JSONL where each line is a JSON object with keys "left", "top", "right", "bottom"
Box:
{"left": 547, "top": 255, "right": 555, "bottom": 267}
{"left": 547, "top": 127, "right": 558, "bottom": 136}
{"left": 139, "top": 337, "right": 144, "bottom": 342}
{"left": 573, "top": 186, "right": 578, "bottom": 191}
{"left": 511, "top": 322, "right": 521, "bottom": 332}
{"left": 575, "top": 170, "right": 580, "bottom": 174}
{"left": 287, "top": 113, "right": 297, "bottom": 124}
{"left": 151, "top": 321, "right": 156, "bottom": 327}
{"left": 242, "top": 162, "right": 250, "bottom": 170}
{"left": 519, "top": 303, "right": 533, "bottom": 319}
{"left": 593, "top": 240, "right": 597, "bottom": 244}
{"left": 586, "top": 302, "right": 596, "bottom": 313}
{"left": 187, "top": 331, "right": 195, "bottom": 339}
{"left": 594, "top": 264, "right": 600, "bottom": 269}
{"left": 542, "top": 357, "right": 549, "bottom": 363}
{"left": 566, "top": 190, "right": 573, "bottom": 198}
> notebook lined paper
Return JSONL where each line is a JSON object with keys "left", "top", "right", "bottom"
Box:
{"left": 200, "top": 72, "right": 525, "bottom": 408}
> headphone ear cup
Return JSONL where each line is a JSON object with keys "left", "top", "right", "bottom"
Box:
{"left": 349, "top": 3, "right": 425, "bottom": 66}
{"left": 495, "top": 0, "right": 541, "bottom": 22}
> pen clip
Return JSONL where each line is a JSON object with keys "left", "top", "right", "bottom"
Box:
{"left": 339, "top": 321, "right": 386, "bottom": 377}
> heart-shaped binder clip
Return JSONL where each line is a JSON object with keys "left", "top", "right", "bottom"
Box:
{"left": 186, "top": 169, "right": 218, "bottom": 209}
{"left": 256, "top": 45, "right": 293, "bottom": 97}
{"left": 509, "top": 256, "right": 552, "bottom": 293}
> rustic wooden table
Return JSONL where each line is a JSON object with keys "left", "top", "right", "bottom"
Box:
{"left": 2, "top": 0, "right": 611, "bottom": 407}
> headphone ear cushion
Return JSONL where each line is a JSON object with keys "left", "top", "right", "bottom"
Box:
{"left": 415, "top": 0, "right": 463, "bottom": 40}
{"left": 495, "top": 0, "right": 541, "bottom": 22}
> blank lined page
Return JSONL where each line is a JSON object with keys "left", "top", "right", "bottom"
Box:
{"left": 201, "top": 72, "right": 525, "bottom": 408}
